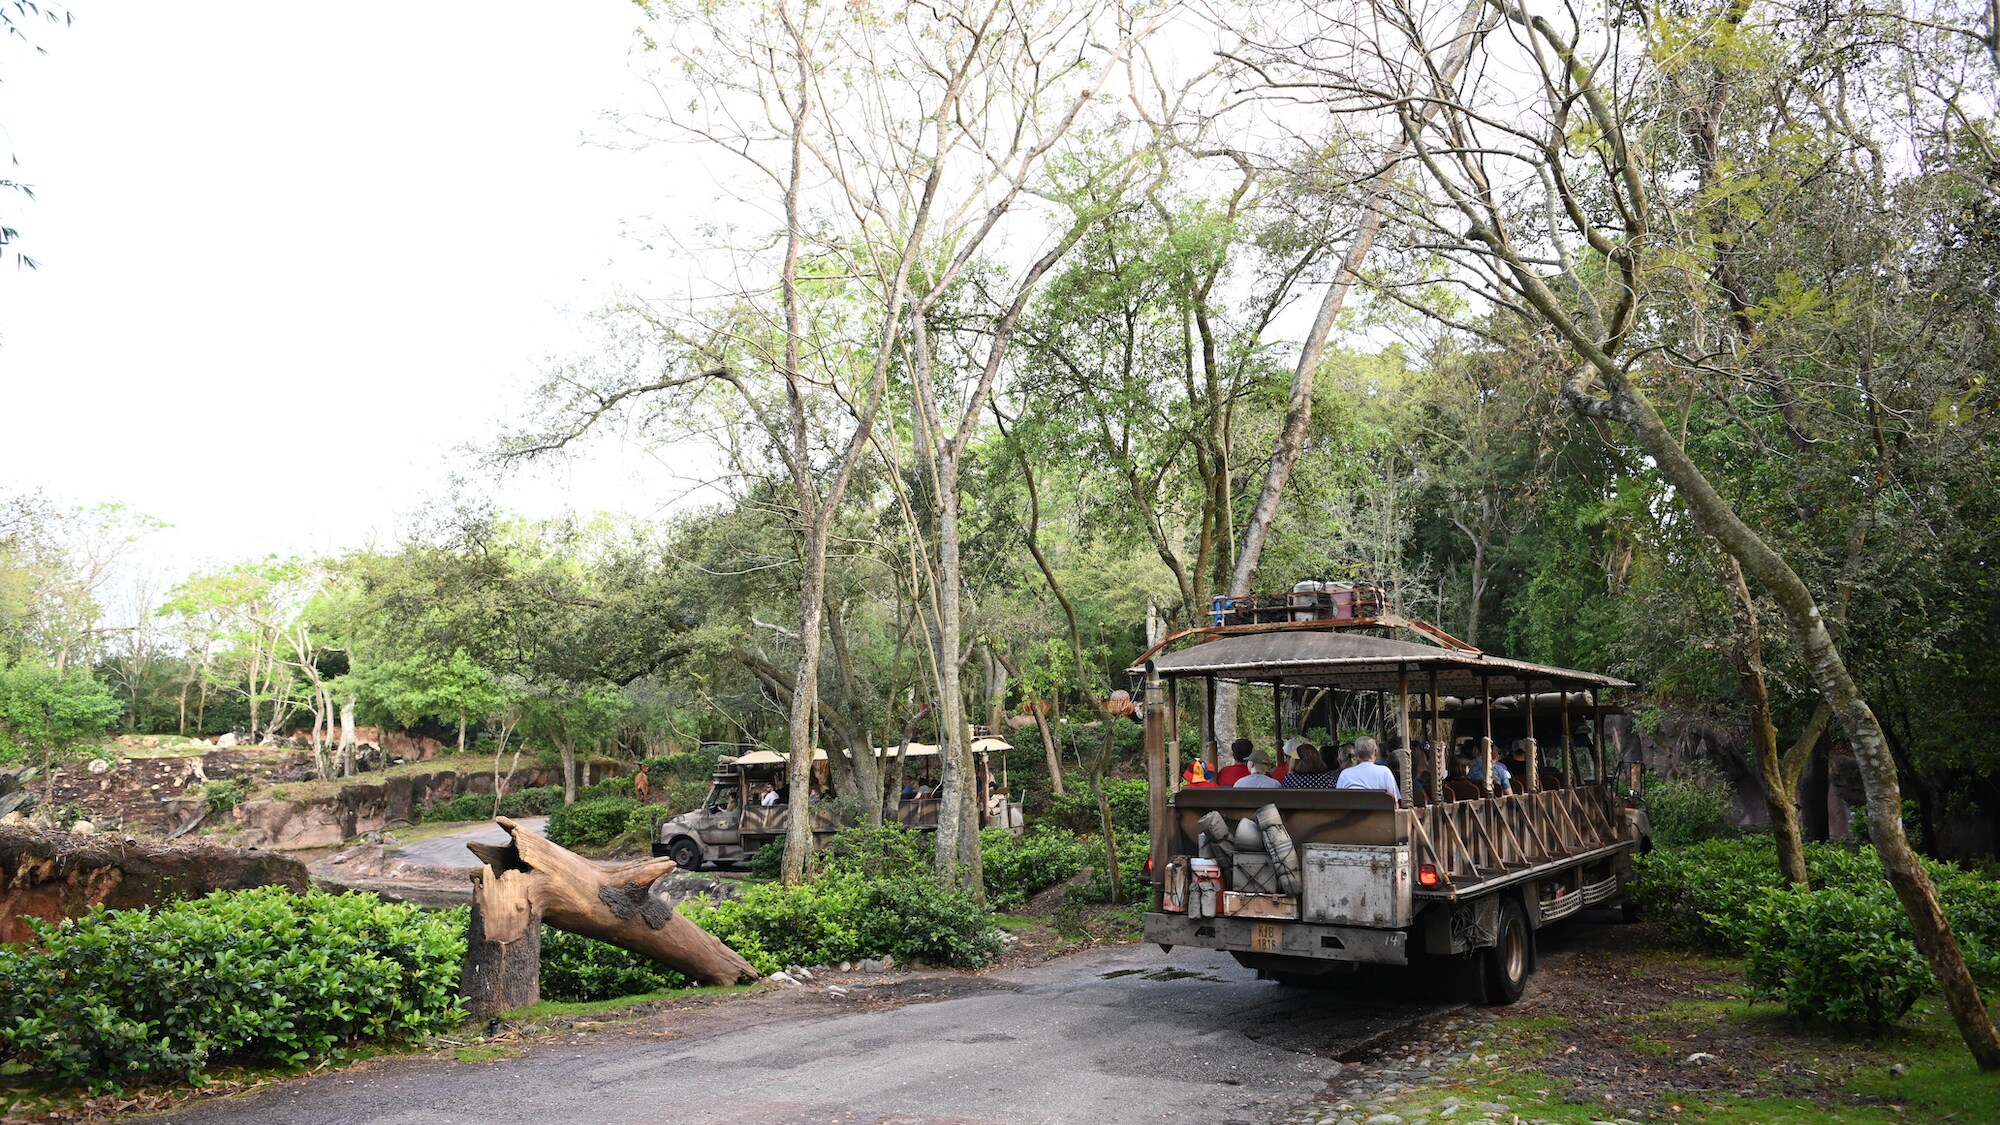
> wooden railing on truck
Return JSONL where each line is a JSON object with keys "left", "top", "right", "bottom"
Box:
{"left": 1410, "top": 784, "right": 1624, "bottom": 889}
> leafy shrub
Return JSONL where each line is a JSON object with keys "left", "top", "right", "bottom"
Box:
{"left": 496, "top": 785, "right": 564, "bottom": 817}
{"left": 680, "top": 871, "right": 998, "bottom": 975}
{"left": 538, "top": 926, "right": 685, "bottom": 1002}
{"left": 421, "top": 789, "right": 493, "bottom": 823}
{"left": 981, "top": 825, "right": 1087, "bottom": 909}
{"left": 624, "top": 803, "right": 671, "bottom": 842}
{"left": 1045, "top": 778, "right": 1149, "bottom": 836}
{"left": 200, "top": 778, "right": 248, "bottom": 817}
{"left": 546, "top": 796, "right": 642, "bottom": 848}
{"left": 1642, "top": 762, "right": 1738, "bottom": 847}
{"left": 748, "top": 839, "right": 784, "bottom": 880}
{"left": 0, "top": 887, "right": 464, "bottom": 1089}
{"left": 1739, "top": 886, "right": 1932, "bottom": 1031}
{"left": 817, "top": 824, "right": 929, "bottom": 881}
{"left": 1637, "top": 835, "right": 2000, "bottom": 1030}
{"left": 1635, "top": 837, "right": 1786, "bottom": 948}
{"left": 580, "top": 775, "right": 635, "bottom": 801}
{"left": 1075, "top": 828, "right": 1149, "bottom": 904}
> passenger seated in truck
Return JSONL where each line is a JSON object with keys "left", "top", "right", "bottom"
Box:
{"left": 1181, "top": 760, "right": 1217, "bottom": 788}
{"left": 1215, "top": 738, "right": 1255, "bottom": 786}
{"left": 1335, "top": 736, "right": 1402, "bottom": 800}
{"left": 759, "top": 783, "right": 780, "bottom": 807}
{"left": 1279, "top": 744, "right": 1339, "bottom": 789}
{"left": 1232, "top": 750, "right": 1282, "bottom": 788}
{"left": 1467, "top": 753, "right": 1512, "bottom": 795}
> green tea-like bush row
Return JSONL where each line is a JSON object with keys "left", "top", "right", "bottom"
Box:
{"left": 421, "top": 784, "right": 564, "bottom": 823}
{"left": 539, "top": 924, "right": 685, "bottom": 1002}
{"left": 1635, "top": 837, "right": 2000, "bottom": 1031}
{"left": 980, "top": 825, "right": 1088, "bottom": 909}
{"left": 0, "top": 887, "right": 465, "bottom": 1089}
{"left": 679, "top": 825, "right": 1000, "bottom": 975}
{"left": 547, "top": 796, "right": 643, "bottom": 848}
{"left": 1044, "top": 779, "right": 1150, "bottom": 837}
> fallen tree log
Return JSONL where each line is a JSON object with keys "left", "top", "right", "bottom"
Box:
{"left": 460, "top": 817, "right": 757, "bottom": 1018}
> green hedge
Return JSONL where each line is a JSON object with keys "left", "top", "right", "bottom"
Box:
{"left": 0, "top": 888, "right": 465, "bottom": 1089}
{"left": 420, "top": 784, "right": 565, "bottom": 824}
{"left": 1642, "top": 763, "right": 1738, "bottom": 847}
{"left": 539, "top": 926, "right": 685, "bottom": 1002}
{"left": 1045, "top": 779, "right": 1149, "bottom": 836}
{"left": 981, "top": 825, "right": 1087, "bottom": 909}
{"left": 546, "top": 796, "right": 642, "bottom": 848}
{"left": 1636, "top": 837, "right": 2000, "bottom": 1031}
{"left": 677, "top": 826, "right": 999, "bottom": 974}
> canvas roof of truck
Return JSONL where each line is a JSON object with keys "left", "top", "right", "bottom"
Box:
{"left": 1130, "top": 628, "right": 1630, "bottom": 692}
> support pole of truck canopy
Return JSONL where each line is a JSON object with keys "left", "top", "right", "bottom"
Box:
{"left": 1524, "top": 682, "right": 1539, "bottom": 793}
{"left": 1396, "top": 664, "right": 1412, "bottom": 807}
{"left": 1273, "top": 679, "right": 1284, "bottom": 756}
{"left": 1591, "top": 686, "right": 1605, "bottom": 789}
{"left": 1144, "top": 662, "right": 1169, "bottom": 911}
{"left": 1481, "top": 674, "right": 1496, "bottom": 797}
{"left": 1203, "top": 675, "right": 1218, "bottom": 767}
{"left": 1561, "top": 690, "right": 1574, "bottom": 785}
{"left": 1429, "top": 668, "right": 1444, "bottom": 803}
{"left": 1167, "top": 677, "right": 1181, "bottom": 792}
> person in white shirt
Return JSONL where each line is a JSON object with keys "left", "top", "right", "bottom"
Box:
{"left": 759, "top": 784, "right": 780, "bottom": 807}
{"left": 1335, "top": 736, "right": 1402, "bottom": 801}
{"left": 1233, "top": 751, "right": 1283, "bottom": 788}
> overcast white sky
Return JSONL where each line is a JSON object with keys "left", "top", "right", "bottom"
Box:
{"left": 0, "top": 2, "right": 715, "bottom": 572}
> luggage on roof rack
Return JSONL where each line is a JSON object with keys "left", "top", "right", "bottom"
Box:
{"left": 1208, "top": 580, "right": 1385, "bottom": 627}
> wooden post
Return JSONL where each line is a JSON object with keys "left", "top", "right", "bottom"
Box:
{"left": 1481, "top": 674, "right": 1496, "bottom": 798}
{"left": 1272, "top": 679, "right": 1284, "bottom": 752}
{"left": 1429, "top": 669, "right": 1444, "bottom": 802}
{"left": 1203, "top": 675, "right": 1217, "bottom": 768}
{"left": 1395, "top": 665, "right": 1412, "bottom": 806}
{"left": 1561, "top": 690, "right": 1574, "bottom": 784}
{"left": 1523, "top": 681, "right": 1538, "bottom": 794}
{"left": 1591, "top": 687, "right": 1606, "bottom": 789}
{"left": 1167, "top": 677, "right": 1181, "bottom": 791}
{"left": 461, "top": 817, "right": 757, "bottom": 1022}
{"left": 1144, "top": 663, "right": 1170, "bottom": 911}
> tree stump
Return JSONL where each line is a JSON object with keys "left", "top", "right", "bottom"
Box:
{"left": 459, "top": 817, "right": 758, "bottom": 1019}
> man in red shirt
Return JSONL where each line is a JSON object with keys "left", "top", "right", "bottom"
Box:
{"left": 1214, "top": 739, "right": 1255, "bottom": 787}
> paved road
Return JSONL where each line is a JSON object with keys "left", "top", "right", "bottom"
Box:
{"left": 141, "top": 944, "right": 1451, "bottom": 1125}
{"left": 384, "top": 817, "right": 550, "bottom": 868}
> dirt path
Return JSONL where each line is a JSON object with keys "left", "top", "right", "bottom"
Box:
{"left": 132, "top": 943, "right": 1456, "bottom": 1125}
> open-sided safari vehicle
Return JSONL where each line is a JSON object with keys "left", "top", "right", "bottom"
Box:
{"left": 1134, "top": 582, "right": 1648, "bottom": 1003}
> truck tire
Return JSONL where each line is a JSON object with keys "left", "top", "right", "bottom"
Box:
{"left": 666, "top": 836, "right": 704, "bottom": 871}
{"left": 1482, "top": 897, "right": 1531, "bottom": 1005}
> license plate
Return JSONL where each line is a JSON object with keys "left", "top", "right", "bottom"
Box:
{"left": 1250, "top": 922, "right": 1282, "bottom": 953}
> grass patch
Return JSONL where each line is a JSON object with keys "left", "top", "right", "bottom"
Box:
{"left": 499, "top": 983, "right": 753, "bottom": 1022}
{"left": 447, "top": 1045, "right": 516, "bottom": 1063}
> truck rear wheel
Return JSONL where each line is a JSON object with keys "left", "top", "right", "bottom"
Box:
{"left": 1482, "top": 897, "right": 1530, "bottom": 1005}
{"left": 667, "top": 836, "right": 704, "bottom": 871}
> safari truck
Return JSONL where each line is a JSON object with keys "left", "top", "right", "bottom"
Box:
{"left": 653, "top": 738, "right": 1023, "bottom": 870}
{"left": 1132, "top": 582, "right": 1649, "bottom": 1003}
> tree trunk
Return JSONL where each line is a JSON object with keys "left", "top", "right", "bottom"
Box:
{"left": 1602, "top": 369, "right": 2000, "bottom": 1069}
{"left": 461, "top": 862, "right": 542, "bottom": 1019}
{"left": 559, "top": 739, "right": 578, "bottom": 805}
{"left": 781, "top": 544, "right": 829, "bottom": 885}
{"left": 338, "top": 696, "right": 358, "bottom": 779}
{"left": 1719, "top": 553, "right": 1808, "bottom": 886}
{"left": 458, "top": 714, "right": 468, "bottom": 757}
{"left": 461, "top": 818, "right": 756, "bottom": 1018}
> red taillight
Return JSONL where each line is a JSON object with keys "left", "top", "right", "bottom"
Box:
{"left": 1144, "top": 854, "right": 1155, "bottom": 875}
{"left": 1417, "top": 863, "right": 1439, "bottom": 887}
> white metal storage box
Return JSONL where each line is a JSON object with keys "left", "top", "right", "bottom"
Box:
{"left": 1301, "top": 843, "right": 1412, "bottom": 928}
